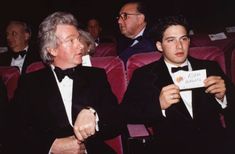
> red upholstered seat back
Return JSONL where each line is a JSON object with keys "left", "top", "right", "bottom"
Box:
{"left": 190, "top": 33, "right": 235, "bottom": 78}
{"left": 189, "top": 46, "right": 226, "bottom": 73}
{"left": 91, "top": 56, "right": 126, "bottom": 154}
{"left": 126, "top": 51, "right": 162, "bottom": 81}
{"left": 0, "top": 66, "right": 20, "bottom": 101}
{"left": 93, "top": 43, "right": 117, "bottom": 57}
{"left": 26, "top": 61, "right": 46, "bottom": 73}
{"left": 91, "top": 56, "right": 127, "bottom": 103}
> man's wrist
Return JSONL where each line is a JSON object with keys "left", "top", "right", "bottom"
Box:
{"left": 84, "top": 106, "right": 96, "bottom": 115}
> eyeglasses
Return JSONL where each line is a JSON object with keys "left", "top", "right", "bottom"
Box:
{"left": 116, "top": 12, "right": 141, "bottom": 21}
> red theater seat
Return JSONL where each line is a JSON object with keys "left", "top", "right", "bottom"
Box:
{"left": 126, "top": 51, "right": 162, "bottom": 81}
{"left": 0, "top": 66, "right": 20, "bottom": 101}
{"left": 91, "top": 56, "right": 127, "bottom": 154}
{"left": 26, "top": 61, "right": 46, "bottom": 73}
{"left": 91, "top": 56, "right": 127, "bottom": 103}
{"left": 189, "top": 46, "right": 226, "bottom": 73}
{"left": 190, "top": 33, "right": 235, "bottom": 78}
{"left": 93, "top": 43, "right": 117, "bottom": 57}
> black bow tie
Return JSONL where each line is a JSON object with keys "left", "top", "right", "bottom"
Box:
{"left": 129, "top": 36, "right": 143, "bottom": 46}
{"left": 54, "top": 66, "right": 77, "bottom": 82}
{"left": 11, "top": 50, "right": 27, "bottom": 59}
{"left": 95, "top": 38, "right": 100, "bottom": 44}
{"left": 171, "top": 65, "right": 188, "bottom": 73}
{"left": 133, "top": 36, "right": 143, "bottom": 41}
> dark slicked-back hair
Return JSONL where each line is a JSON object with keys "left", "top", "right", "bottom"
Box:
{"left": 151, "top": 15, "right": 190, "bottom": 43}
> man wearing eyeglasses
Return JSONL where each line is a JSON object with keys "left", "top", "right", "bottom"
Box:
{"left": 116, "top": 1, "right": 156, "bottom": 65}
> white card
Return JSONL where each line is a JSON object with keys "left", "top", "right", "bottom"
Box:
{"left": 226, "top": 26, "right": 235, "bottom": 33}
{"left": 173, "top": 69, "right": 207, "bottom": 90}
{"left": 208, "top": 32, "right": 227, "bottom": 41}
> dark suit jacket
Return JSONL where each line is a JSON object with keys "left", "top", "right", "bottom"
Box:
{"left": 11, "top": 65, "right": 119, "bottom": 154}
{"left": 0, "top": 79, "right": 8, "bottom": 154}
{"left": 117, "top": 26, "right": 156, "bottom": 65}
{"left": 0, "top": 43, "right": 41, "bottom": 74}
{"left": 121, "top": 56, "right": 235, "bottom": 154}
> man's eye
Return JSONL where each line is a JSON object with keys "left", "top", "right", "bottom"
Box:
{"left": 182, "top": 37, "right": 189, "bottom": 41}
{"left": 167, "top": 39, "right": 174, "bottom": 42}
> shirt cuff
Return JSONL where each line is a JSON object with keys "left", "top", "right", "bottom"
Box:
{"left": 216, "top": 95, "right": 227, "bottom": 109}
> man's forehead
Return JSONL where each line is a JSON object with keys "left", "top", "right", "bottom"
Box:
{"left": 121, "top": 3, "right": 137, "bottom": 12}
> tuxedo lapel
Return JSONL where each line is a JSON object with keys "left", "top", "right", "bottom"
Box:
{"left": 43, "top": 68, "right": 72, "bottom": 130}
{"left": 71, "top": 66, "right": 89, "bottom": 123}
{"left": 152, "top": 58, "right": 192, "bottom": 119}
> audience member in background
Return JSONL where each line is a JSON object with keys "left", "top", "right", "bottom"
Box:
{"left": 0, "top": 20, "right": 41, "bottom": 74}
{"left": 12, "top": 11, "right": 119, "bottom": 154}
{"left": 120, "top": 15, "right": 235, "bottom": 154}
{"left": 86, "top": 18, "right": 115, "bottom": 46}
{"left": 116, "top": 1, "right": 156, "bottom": 65}
{"left": 0, "top": 78, "right": 8, "bottom": 153}
{"left": 79, "top": 29, "right": 95, "bottom": 66}
{"left": 79, "top": 29, "right": 96, "bottom": 56}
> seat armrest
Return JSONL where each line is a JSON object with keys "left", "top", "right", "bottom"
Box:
{"left": 127, "top": 124, "right": 150, "bottom": 138}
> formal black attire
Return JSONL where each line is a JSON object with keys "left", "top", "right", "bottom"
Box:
{"left": 117, "top": 26, "right": 156, "bottom": 65}
{"left": 11, "top": 65, "right": 119, "bottom": 154}
{"left": 0, "top": 79, "right": 8, "bottom": 154}
{"left": 120, "top": 56, "right": 235, "bottom": 154}
{"left": 0, "top": 43, "right": 41, "bottom": 74}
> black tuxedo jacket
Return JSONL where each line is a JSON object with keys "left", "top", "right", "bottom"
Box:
{"left": 0, "top": 79, "right": 8, "bottom": 153}
{"left": 117, "top": 26, "right": 156, "bottom": 65}
{"left": 11, "top": 65, "right": 119, "bottom": 154}
{"left": 121, "top": 56, "right": 235, "bottom": 154}
{"left": 0, "top": 44, "right": 41, "bottom": 74}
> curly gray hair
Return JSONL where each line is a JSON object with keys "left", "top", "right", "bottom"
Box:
{"left": 38, "top": 11, "right": 79, "bottom": 64}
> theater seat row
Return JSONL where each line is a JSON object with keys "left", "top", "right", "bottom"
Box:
{"left": 0, "top": 46, "right": 232, "bottom": 154}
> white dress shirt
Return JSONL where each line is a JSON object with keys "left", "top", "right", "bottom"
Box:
{"left": 10, "top": 46, "right": 28, "bottom": 73}
{"left": 51, "top": 65, "right": 74, "bottom": 126}
{"left": 130, "top": 27, "right": 145, "bottom": 47}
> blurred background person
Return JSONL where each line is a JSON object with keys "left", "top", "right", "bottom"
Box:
{"left": 86, "top": 17, "right": 115, "bottom": 46}
{"left": 116, "top": 1, "right": 156, "bottom": 65}
{"left": 0, "top": 20, "right": 41, "bottom": 74}
{"left": 79, "top": 29, "right": 96, "bottom": 66}
{"left": 79, "top": 29, "right": 96, "bottom": 56}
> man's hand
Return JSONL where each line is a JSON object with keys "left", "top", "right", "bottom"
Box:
{"left": 204, "top": 76, "right": 226, "bottom": 101}
{"left": 51, "top": 135, "right": 86, "bottom": 154}
{"left": 73, "top": 108, "right": 96, "bottom": 141}
{"left": 159, "top": 84, "right": 181, "bottom": 110}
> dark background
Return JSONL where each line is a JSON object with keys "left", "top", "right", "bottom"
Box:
{"left": 0, "top": 0, "right": 234, "bottom": 45}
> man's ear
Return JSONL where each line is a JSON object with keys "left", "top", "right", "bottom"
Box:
{"left": 156, "top": 41, "right": 163, "bottom": 52}
{"left": 47, "top": 47, "right": 57, "bottom": 56}
{"left": 138, "top": 14, "right": 145, "bottom": 24}
{"left": 25, "top": 32, "right": 30, "bottom": 41}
